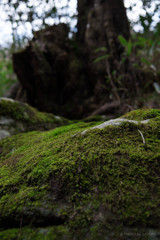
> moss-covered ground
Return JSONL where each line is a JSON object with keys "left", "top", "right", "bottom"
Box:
{"left": 0, "top": 109, "right": 160, "bottom": 239}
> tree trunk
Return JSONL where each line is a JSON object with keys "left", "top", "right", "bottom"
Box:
{"left": 77, "top": 0, "right": 129, "bottom": 58}
{"left": 78, "top": 0, "right": 132, "bottom": 101}
{"left": 77, "top": 0, "right": 94, "bottom": 44}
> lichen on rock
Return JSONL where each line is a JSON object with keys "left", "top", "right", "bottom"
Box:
{"left": 0, "top": 109, "right": 160, "bottom": 239}
{"left": 80, "top": 117, "right": 150, "bottom": 135}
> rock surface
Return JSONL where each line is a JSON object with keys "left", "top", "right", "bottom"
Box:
{"left": 0, "top": 109, "right": 160, "bottom": 239}
{"left": 0, "top": 97, "right": 69, "bottom": 140}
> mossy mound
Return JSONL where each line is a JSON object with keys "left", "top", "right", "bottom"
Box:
{"left": 121, "top": 108, "right": 160, "bottom": 121}
{"left": 0, "top": 98, "right": 69, "bottom": 138}
{"left": 0, "top": 109, "right": 160, "bottom": 239}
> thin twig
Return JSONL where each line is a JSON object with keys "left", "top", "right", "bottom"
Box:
{"left": 138, "top": 129, "right": 145, "bottom": 144}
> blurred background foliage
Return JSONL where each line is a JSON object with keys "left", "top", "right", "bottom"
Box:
{"left": 0, "top": 49, "right": 17, "bottom": 97}
{"left": 0, "top": 0, "right": 159, "bottom": 97}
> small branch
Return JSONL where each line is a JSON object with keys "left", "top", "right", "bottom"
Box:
{"left": 138, "top": 129, "right": 145, "bottom": 144}
{"left": 89, "top": 100, "right": 120, "bottom": 116}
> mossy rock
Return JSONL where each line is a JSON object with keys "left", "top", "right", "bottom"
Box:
{"left": 0, "top": 109, "right": 160, "bottom": 239}
{"left": 0, "top": 98, "right": 69, "bottom": 139}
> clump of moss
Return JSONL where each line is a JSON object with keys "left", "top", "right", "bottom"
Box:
{"left": 0, "top": 98, "right": 69, "bottom": 131}
{"left": 121, "top": 108, "right": 160, "bottom": 120}
{"left": 0, "top": 109, "right": 160, "bottom": 239}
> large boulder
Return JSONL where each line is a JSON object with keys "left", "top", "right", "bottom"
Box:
{"left": 0, "top": 109, "right": 160, "bottom": 239}
{"left": 0, "top": 97, "right": 69, "bottom": 140}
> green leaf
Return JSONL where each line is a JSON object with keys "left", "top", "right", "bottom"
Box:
{"left": 94, "top": 55, "right": 110, "bottom": 63}
{"left": 118, "top": 35, "right": 128, "bottom": 47}
{"left": 52, "top": 7, "right": 57, "bottom": 14}
{"left": 95, "top": 47, "right": 107, "bottom": 53}
{"left": 127, "top": 40, "right": 132, "bottom": 56}
{"left": 141, "top": 57, "right": 149, "bottom": 65}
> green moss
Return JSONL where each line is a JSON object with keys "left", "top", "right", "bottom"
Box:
{"left": 121, "top": 108, "right": 160, "bottom": 120}
{"left": 0, "top": 226, "right": 71, "bottom": 240}
{"left": 0, "top": 109, "right": 160, "bottom": 239}
{"left": 0, "top": 98, "right": 69, "bottom": 130}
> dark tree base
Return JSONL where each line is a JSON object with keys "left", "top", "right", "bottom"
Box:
{"left": 12, "top": 1, "right": 156, "bottom": 119}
